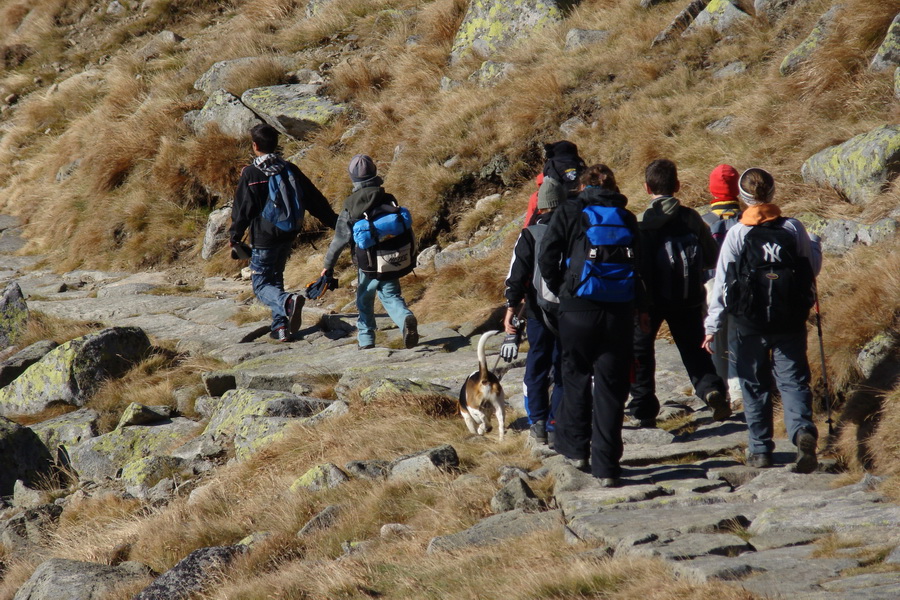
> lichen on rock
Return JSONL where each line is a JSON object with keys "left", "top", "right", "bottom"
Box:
{"left": 780, "top": 4, "right": 843, "bottom": 76}
{"left": 871, "top": 13, "right": 900, "bottom": 72}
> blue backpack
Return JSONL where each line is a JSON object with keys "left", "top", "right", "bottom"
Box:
{"left": 567, "top": 204, "right": 636, "bottom": 302}
{"left": 261, "top": 169, "right": 304, "bottom": 232}
{"left": 351, "top": 200, "right": 415, "bottom": 280}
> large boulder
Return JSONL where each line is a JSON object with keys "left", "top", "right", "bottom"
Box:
{"left": 12, "top": 558, "right": 149, "bottom": 600}
{"left": 800, "top": 125, "right": 900, "bottom": 205}
{"left": 65, "top": 418, "right": 198, "bottom": 481}
{"left": 434, "top": 218, "right": 520, "bottom": 270}
{"left": 388, "top": 444, "right": 460, "bottom": 482}
{"left": 185, "top": 90, "right": 263, "bottom": 140}
{"left": 0, "top": 281, "right": 28, "bottom": 349}
{"left": 29, "top": 407, "right": 99, "bottom": 455}
{"left": 798, "top": 214, "right": 897, "bottom": 255}
{"left": 200, "top": 205, "right": 233, "bottom": 260}
{"left": 871, "top": 13, "right": 900, "bottom": 72}
{"left": 202, "top": 388, "right": 331, "bottom": 441}
{"left": 1, "top": 504, "right": 63, "bottom": 551}
{"left": 0, "top": 417, "right": 53, "bottom": 495}
{"left": 241, "top": 85, "right": 346, "bottom": 140}
{"left": 133, "top": 545, "right": 245, "bottom": 600}
{"left": 0, "top": 327, "right": 152, "bottom": 417}
{"left": 780, "top": 4, "right": 843, "bottom": 76}
{"left": 0, "top": 340, "right": 58, "bottom": 388}
{"left": 685, "top": 0, "right": 750, "bottom": 35}
{"left": 450, "top": 0, "right": 569, "bottom": 63}
{"left": 194, "top": 56, "right": 293, "bottom": 96}
{"left": 233, "top": 400, "right": 348, "bottom": 461}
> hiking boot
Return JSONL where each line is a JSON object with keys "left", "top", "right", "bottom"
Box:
{"left": 359, "top": 344, "right": 375, "bottom": 350}
{"left": 746, "top": 452, "right": 773, "bottom": 468}
{"left": 402, "top": 315, "right": 419, "bottom": 349}
{"left": 271, "top": 327, "right": 289, "bottom": 342}
{"left": 794, "top": 430, "right": 818, "bottom": 474}
{"left": 563, "top": 456, "right": 589, "bottom": 472}
{"left": 598, "top": 477, "right": 619, "bottom": 488}
{"left": 705, "top": 389, "right": 732, "bottom": 421}
{"left": 286, "top": 294, "right": 304, "bottom": 336}
{"left": 547, "top": 428, "right": 557, "bottom": 450}
{"left": 529, "top": 420, "right": 548, "bottom": 444}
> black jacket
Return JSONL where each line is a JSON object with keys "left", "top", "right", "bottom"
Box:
{"left": 538, "top": 187, "right": 648, "bottom": 312}
{"left": 504, "top": 212, "right": 552, "bottom": 320}
{"left": 230, "top": 158, "right": 337, "bottom": 249}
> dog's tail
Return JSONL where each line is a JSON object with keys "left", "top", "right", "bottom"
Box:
{"left": 477, "top": 330, "right": 501, "bottom": 378}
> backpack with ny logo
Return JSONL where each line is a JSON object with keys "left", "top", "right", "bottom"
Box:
{"left": 724, "top": 218, "right": 814, "bottom": 330}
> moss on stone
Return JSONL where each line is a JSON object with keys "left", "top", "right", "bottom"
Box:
{"left": 780, "top": 5, "right": 842, "bottom": 76}
{"left": 450, "top": 0, "right": 565, "bottom": 62}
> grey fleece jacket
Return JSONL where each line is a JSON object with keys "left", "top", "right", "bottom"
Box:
{"left": 323, "top": 177, "right": 396, "bottom": 271}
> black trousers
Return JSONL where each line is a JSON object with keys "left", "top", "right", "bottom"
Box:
{"left": 629, "top": 303, "right": 725, "bottom": 420}
{"left": 555, "top": 304, "right": 633, "bottom": 479}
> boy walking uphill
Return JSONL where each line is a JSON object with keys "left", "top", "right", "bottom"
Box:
{"left": 538, "top": 164, "right": 648, "bottom": 488}
{"left": 630, "top": 159, "right": 729, "bottom": 425}
{"left": 321, "top": 154, "right": 418, "bottom": 350}
{"left": 703, "top": 168, "right": 821, "bottom": 472}
{"left": 230, "top": 124, "right": 337, "bottom": 342}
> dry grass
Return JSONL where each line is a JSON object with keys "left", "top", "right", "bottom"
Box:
{"left": 15, "top": 311, "right": 103, "bottom": 347}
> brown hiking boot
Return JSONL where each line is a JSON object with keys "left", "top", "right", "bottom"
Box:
{"left": 705, "top": 390, "right": 732, "bottom": 421}
{"left": 794, "top": 430, "right": 818, "bottom": 474}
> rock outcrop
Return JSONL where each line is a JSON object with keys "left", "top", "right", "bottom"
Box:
{"left": 185, "top": 89, "right": 263, "bottom": 139}
{"left": 0, "top": 327, "right": 152, "bottom": 416}
{"left": 133, "top": 545, "right": 245, "bottom": 600}
{"left": 12, "top": 557, "right": 150, "bottom": 600}
{"left": 0, "top": 281, "right": 28, "bottom": 348}
{"left": 780, "top": 4, "right": 842, "bottom": 76}
{"left": 0, "top": 417, "right": 53, "bottom": 495}
{"left": 800, "top": 124, "right": 900, "bottom": 205}
{"left": 450, "top": 0, "right": 569, "bottom": 63}
{"left": 685, "top": 0, "right": 750, "bottom": 35}
{"left": 241, "top": 84, "right": 346, "bottom": 140}
{"left": 871, "top": 13, "right": 900, "bottom": 72}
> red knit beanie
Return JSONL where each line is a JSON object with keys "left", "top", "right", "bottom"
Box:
{"left": 708, "top": 164, "right": 739, "bottom": 204}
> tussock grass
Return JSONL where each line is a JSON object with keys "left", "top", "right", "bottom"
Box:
{"left": 16, "top": 311, "right": 102, "bottom": 347}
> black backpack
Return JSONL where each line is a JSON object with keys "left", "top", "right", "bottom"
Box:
{"left": 724, "top": 218, "right": 815, "bottom": 330}
{"left": 702, "top": 210, "right": 741, "bottom": 247}
{"left": 652, "top": 209, "right": 705, "bottom": 307}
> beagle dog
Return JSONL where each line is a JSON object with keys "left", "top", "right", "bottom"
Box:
{"left": 458, "top": 330, "right": 506, "bottom": 440}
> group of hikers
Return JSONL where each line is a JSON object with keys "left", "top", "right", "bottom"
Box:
{"left": 229, "top": 125, "right": 823, "bottom": 489}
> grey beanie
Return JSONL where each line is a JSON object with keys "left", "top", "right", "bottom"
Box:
{"left": 348, "top": 154, "right": 377, "bottom": 182}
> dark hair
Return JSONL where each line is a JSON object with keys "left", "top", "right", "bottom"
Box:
{"left": 645, "top": 159, "right": 679, "bottom": 195}
{"left": 579, "top": 164, "right": 619, "bottom": 192}
{"left": 740, "top": 168, "right": 775, "bottom": 203}
{"left": 250, "top": 123, "right": 279, "bottom": 153}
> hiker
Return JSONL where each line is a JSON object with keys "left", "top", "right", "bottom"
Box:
{"left": 503, "top": 185, "right": 564, "bottom": 447}
{"left": 703, "top": 167, "right": 822, "bottom": 472}
{"left": 537, "top": 164, "right": 649, "bottom": 488}
{"left": 630, "top": 159, "right": 730, "bottom": 427}
{"left": 702, "top": 164, "right": 744, "bottom": 407}
{"left": 230, "top": 123, "right": 337, "bottom": 342}
{"left": 320, "top": 154, "right": 419, "bottom": 350}
{"left": 525, "top": 140, "right": 586, "bottom": 227}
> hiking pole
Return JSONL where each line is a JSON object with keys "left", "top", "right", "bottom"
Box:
{"left": 814, "top": 294, "right": 835, "bottom": 437}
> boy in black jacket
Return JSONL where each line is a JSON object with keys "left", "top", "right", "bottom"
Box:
{"left": 630, "top": 159, "right": 728, "bottom": 424}
{"left": 230, "top": 124, "right": 337, "bottom": 342}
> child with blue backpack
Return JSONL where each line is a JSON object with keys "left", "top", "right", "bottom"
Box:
{"left": 321, "top": 154, "right": 419, "bottom": 350}
{"left": 537, "top": 164, "right": 649, "bottom": 488}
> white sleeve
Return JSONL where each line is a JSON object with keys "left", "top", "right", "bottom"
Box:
{"left": 705, "top": 224, "right": 745, "bottom": 335}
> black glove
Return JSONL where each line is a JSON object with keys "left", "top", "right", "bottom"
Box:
{"left": 499, "top": 333, "right": 520, "bottom": 363}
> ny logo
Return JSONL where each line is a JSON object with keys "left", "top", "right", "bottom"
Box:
{"left": 762, "top": 242, "right": 782, "bottom": 262}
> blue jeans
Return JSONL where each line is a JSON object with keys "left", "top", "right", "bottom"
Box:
{"left": 357, "top": 270, "right": 413, "bottom": 347}
{"left": 736, "top": 328, "right": 817, "bottom": 455}
{"left": 523, "top": 316, "right": 563, "bottom": 430}
{"left": 250, "top": 244, "right": 291, "bottom": 331}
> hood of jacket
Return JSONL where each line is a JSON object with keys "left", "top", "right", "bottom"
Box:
{"left": 640, "top": 195, "right": 681, "bottom": 230}
{"left": 253, "top": 153, "right": 287, "bottom": 177}
{"left": 577, "top": 186, "right": 628, "bottom": 209}
{"left": 344, "top": 178, "right": 388, "bottom": 221}
{"left": 740, "top": 203, "right": 782, "bottom": 225}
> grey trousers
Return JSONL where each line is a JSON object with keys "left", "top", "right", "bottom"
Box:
{"left": 735, "top": 328, "right": 817, "bottom": 455}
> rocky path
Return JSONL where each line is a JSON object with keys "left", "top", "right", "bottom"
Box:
{"left": 1, "top": 215, "right": 899, "bottom": 599}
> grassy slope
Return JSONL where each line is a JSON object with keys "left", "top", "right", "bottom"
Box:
{"left": 0, "top": 0, "right": 898, "bottom": 596}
